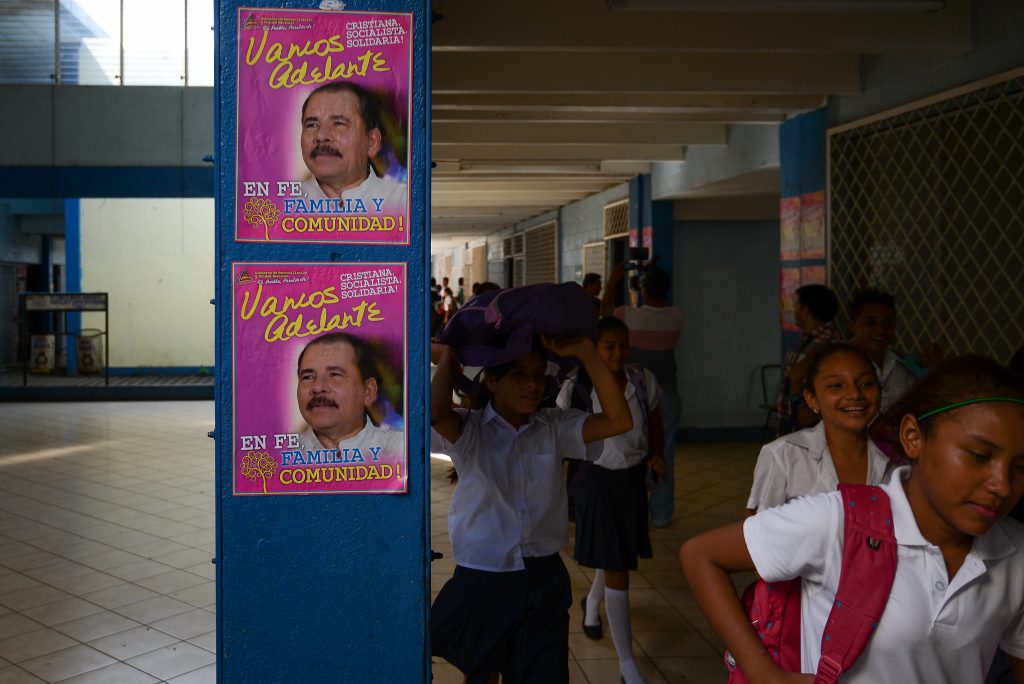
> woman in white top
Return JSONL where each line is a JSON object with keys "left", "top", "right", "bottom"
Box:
{"left": 747, "top": 343, "right": 894, "bottom": 515}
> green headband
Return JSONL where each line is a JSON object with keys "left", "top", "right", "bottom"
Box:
{"left": 917, "top": 396, "right": 1024, "bottom": 421}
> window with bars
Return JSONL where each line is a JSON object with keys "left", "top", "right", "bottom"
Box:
{"left": 512, "top": 257, "right": 525, "bottom": 288}
{"left": 582, "top": 242, "right": 606, "bottom": 281}
{"left": 829, "top": 71, "right": 1024, "bottom": 363}
{"left": 0, "top": 0, "right": 214, "bottom": 86}
{"left": 524, "top": 221, "right": 557, "bottom": 285}
{"left": 464, "top": 245, "right": 487, "bottom": 291}
{"left": 603, "top": 200, "right": 629, "bottom": 239}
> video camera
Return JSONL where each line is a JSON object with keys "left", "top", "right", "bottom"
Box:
{"left": 625, "top": 247, "right": 660, "bottom": 292}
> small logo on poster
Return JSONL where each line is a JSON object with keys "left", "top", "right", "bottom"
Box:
{"left": 237, "top": 270, "right": 255, "bottom": 284}
{"left": 240, "top": 450, "right": 279, "bottom": 494}
{"left": 243, "top": 197, "right": 283, "bottom": 240}
{"left": 242, "top": 14, "right": 259, "bottom": 30}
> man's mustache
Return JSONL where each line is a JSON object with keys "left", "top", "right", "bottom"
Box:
{"left": 311, "top": 144, "right": 341, "bottom": 158}
{"left": 307, "top": 395, "right": 339, "bottom": 410}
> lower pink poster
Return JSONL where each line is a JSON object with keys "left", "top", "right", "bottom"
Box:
{"left": 780, "top": 267, "right": 801, "bottom": 332}
{"left": 232, "top": 262, "right": 407, "bottom": 495}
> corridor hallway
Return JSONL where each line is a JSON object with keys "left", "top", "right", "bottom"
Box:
{"left": 0, "top": 401, "right": 757, "bottom": 683}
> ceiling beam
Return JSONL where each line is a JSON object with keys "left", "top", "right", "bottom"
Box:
{"left": 431, "top": 0, "right": 969, "bottom": 55}
{"left": 432, "top": 195, "right": 596, "bottom": 207}
{"left": 432, "top": 92, "right": 827, "bottom": 110}
{"left": 432, "top": 205, "right": 554, "bottom": 217}
{"left": 432, "top": 108, "right": 788, "bottom": 123}
{"left": 432, "top": 52, "right": 860, "bottom": 95}
{"left": 432, "top": 179, "right": 622, "bottom": 192}
{"left": 432, "top": 143, "right": 686, "bottom": 161}
{"left": 432, "top": 121, "right": 728, "bottom": 145}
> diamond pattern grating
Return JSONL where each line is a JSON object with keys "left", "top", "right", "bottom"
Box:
{"left": 829, "top": 75, "right": 1024, "bottom": 364}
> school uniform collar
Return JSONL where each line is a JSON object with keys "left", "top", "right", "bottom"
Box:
{"left": 883, "top": 466, "right": 1017, "bottom": 561}
{"left": 787, "top": 422, "right": 890, "bottom": 486}
{"left": 874, "top": 349, "right": 907, "bottom": 383}
{"left": 479, "top": 401, "right": 550, "bottom": 432}
{"left": 783, "top": 421, "right": 828, "bottom": 459}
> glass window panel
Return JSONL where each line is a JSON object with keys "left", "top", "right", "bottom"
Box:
{"left": 0, "top": 0, "right": 56, "bottom": 84}
{"left": 186, "top": 0, "right": 214, "bottom": 86}
{"left": 61, "top": 0, "right": 120, "bottom": 85}
{"left": 123, "top": 0, "right": 184, "bottom": 85}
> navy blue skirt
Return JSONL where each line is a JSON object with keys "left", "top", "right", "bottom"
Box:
{"left": 572, "top": 461, "right": 652, "bottom": 571}
{"left": 431, "top": 553, "right": 571, "bottom": 684}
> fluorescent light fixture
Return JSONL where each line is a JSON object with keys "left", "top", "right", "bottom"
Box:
{"left": 608, "top": 0, "right": 945, "bottom": 11}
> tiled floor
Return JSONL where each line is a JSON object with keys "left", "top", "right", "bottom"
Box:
{"left": 429, "top": 442, "right": 759, "bottom": 683}
{"left": 0, "top": 402, "right": 216, "bottom": 684}
{"left": 0, "top": 400, "right": 759, "bottom": 683}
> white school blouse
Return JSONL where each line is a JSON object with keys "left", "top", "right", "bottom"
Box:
{"left": 746, "top": 421, "right": 894, "bottom": 512}
{"left": 554, "top": 367, "right": 661, "bottom": 471}
{"left": 430, "top": 403, "right": 599, "bottom": 572}
{"left": 744, "top": 467, "right": 1024, "bottom": 683}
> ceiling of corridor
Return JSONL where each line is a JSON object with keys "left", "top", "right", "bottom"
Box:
{"left": 429, "top": 0, "right": 971, "bottom": 245}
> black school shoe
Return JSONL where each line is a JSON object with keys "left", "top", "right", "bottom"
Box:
{"left": 580, "top": 596, "right": 602, "bottom": 640}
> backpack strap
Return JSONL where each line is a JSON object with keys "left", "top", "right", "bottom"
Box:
{"left": 564, "top": 369, "right": 594, "bottom": 414}
{"left": 813, "top": 483, "right": 898, "bottom": 684}
{"left": 624, "top": 364, "right": 650, "bottom": 434}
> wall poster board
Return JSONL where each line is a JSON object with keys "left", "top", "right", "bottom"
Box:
{"left": 232, "top": 262, "right": 408, "bottom": 495}
{"left": 235, "top": 8, "right": 412, "bottom": 244}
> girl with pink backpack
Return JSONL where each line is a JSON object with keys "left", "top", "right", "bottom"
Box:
{"left": 681, "top": 355, "right": 1024, "bottom": 683}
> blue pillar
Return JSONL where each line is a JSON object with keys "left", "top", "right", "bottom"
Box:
{"left": 65, "top": 199, "right": 81, "bottom": 374}
{"left": 778, "top": 108, "right": 828, "bottom": 360}
{"left": 629, "top": 174, "right": 675, "bottom": 303}
{"left": 214, "top": 2, "right": 431, "bottom": 682}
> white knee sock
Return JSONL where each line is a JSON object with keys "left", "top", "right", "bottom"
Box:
{"left": 606, "top": 587, "right": 644, "bottom": 683}
{"left": 585, "top": 569, "right": 605, "bottom": 626}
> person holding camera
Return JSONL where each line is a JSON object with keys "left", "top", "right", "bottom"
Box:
{"left": 602, "top": 261, "right": 683, "bottom": 528}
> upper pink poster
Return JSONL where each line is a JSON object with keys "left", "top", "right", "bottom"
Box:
{"left": 232, "top": 262, "right": 407, "bottom": 495}
{"left": 235, "top": 8, "right": 412, "bottom": 244}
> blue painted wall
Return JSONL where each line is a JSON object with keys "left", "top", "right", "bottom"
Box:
{"left": 214, "top": 2, "right": 431, "bottom": 682}
{"left": 675, "top": 219, "right": 781, "bottom": 431}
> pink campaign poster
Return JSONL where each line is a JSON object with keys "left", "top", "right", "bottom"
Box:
{"left": 800, "top": 265, "right": 826, "bottom": 287}
{"left": 235, "top": 8, "right": 412, "bottom": 244}
{"left": 780, "top": 267, "right": 801, "bottom": 332}
{"left": 800, "top": 190, "right": 826, "bottom": 259}
{"left": 780, "top": 196, "right": 801, "bottom": 261}
{"left": 232, "top": 263, "right": 407, "bottom": 495}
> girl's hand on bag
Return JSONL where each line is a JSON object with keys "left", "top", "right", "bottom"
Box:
{"left": 430, "top": 342, "right": 453, "bottom": 365}
{"left": 649, "top": 453, "right": 667, "bottom": 476}
{"left": 540, "top": 334, "right": 594, "bottom": 359}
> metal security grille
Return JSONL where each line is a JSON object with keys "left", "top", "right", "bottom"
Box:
{"left": 524, "top": 221, "right": 557, "bottom": 285}
{"left": 465, "top": 245, "right": 487, "bottom": 290}
{"left": 583, "top": 242, "right": 606, "bottom": 281}
{"left": 439, "top": 255, "right": 453, "bottom": 284}
{"left": 829, "top": 71, "right": 1024, "bottom": 363}
{"left": 603, "top": 200, "right": 629, "bottom": 238}
{"left": 512, "top": 257, "right": 525, "bottom": 287}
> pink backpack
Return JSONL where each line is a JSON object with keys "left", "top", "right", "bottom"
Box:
{"left": 726, "top": 483, "right": 897, "bottom": 684}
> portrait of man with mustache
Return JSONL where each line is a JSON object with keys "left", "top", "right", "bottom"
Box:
{"left": 294, "top": 332, "right": 404, "bottom": 460}
{"left": 298, "top": 81, "right": 407, "bottom": 212}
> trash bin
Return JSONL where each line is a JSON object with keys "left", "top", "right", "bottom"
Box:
{"left": 76, "top": 329, "right": 104, "bottom": 375}
{"left": 30, "top": 334, "right": 56, "bottom": 374}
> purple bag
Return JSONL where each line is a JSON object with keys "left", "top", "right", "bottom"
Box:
{"left": 439, "top": 282, "right": 598, "bottom": 375}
